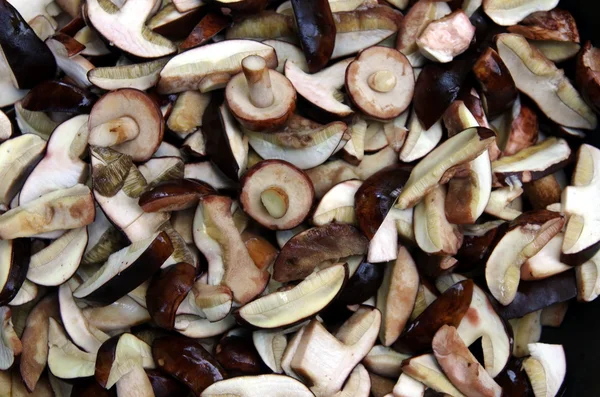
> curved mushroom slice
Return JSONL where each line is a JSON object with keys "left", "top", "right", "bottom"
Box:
{"left": 367, "top": 207, "right": 414, "bottom": 263}
{"left": 395, "top": 127, "right": 495, "bottom": 210}
{"left": 496, "top": 33, "right": 596, "bottom": 130}
{"left": 0, "top": 110, "right": 11, "bottom": 142}
{"left": 0, "top": 239, "right": 31, "bottom": 306}
{"left": 47, "top": 317, "right": 96, "bottom": 379}
{"left": 88, "top": 58, "right": 169, "bottom": 91}
{"left": 263, "top": 40, "right": 308, "bottom": 74}
{"left": 343, "top": 117, "right": 367, "bottom": 163}
{"left": 240, "top": 160, "right": 313, "bottom": 230}
{"left": 174, "top": 313, "right": 236, "bottom": 338}
{"left": 86, "top": 0, "right": 176, "bottom": 58}
{"left": 26, "top": 228, "right": 88, "bottom": 286}
{"left": 409, "top": 281, "right": 438, "bottom": 321}
{"left": 21, "top": 80, "right": 97, "bottom": 115}
{"left": 273, "top": 224, "right": 368, "bottom": 282}
{"left": 522, "top": 343, "right": 566, "bottom": 397}
{"left": 237, "top": 265, "right": 347, "bottom": 329}
{"left": 400, "top": 354, "right": 466, "bottom": 397}
{"left": 577, "top": 42, "right": 600, "bottom": 113}
{"left": 416, "top": 10, "right": 475, "bottom": 63}
{"left": 148, "top": 3, "right": 204, "bottom": 39}
{"left": 509, "top": 310, "right": 542, "bottom": 358}
{"left": 399, "top": 110, "right": 443, "bottom": 163}
{"left": 290, "top": 0, "right": 335, "bottom": 73}
{"left": 158, "top": 40, "right": 276, "bottom": 94}
{"left": 0, "top": 306, "right": 21, "bottom": 370}
{"left": 483, "top": 0, "right": 558, "bottom": 26}
{"left": 473, "top": 47, "right": 518, "bottom": 119}
{"left": 521, "top": 233, "right": 570, "bottom": 281}
{"left": 201, "top": 374, "right": 313, "bottom": 397}
{"left": 432, "top": 325, "right": 502, "bottom": 397}
{"left": 146, "top": 263, "right": 195, "bottom": 330}
{"left": 139, "top": 179, "right": 216, "bottom": 213}
{"left": 8, "top": 279, "right": 38, "bottom": 306}
{"left": 285, "top": 58, "right": 354, "bottom": 117}
{"left": 486, "top": 210, "right": 565, "bottom": 306}
{"left": 0, "top": 184, "right": 95, "bottom": 239}
{"left": 225, "top": 11, "right": 295, "bottom": 42}
{"left": 313, "top": 180, "right": 362, "bottom": 226}
{"left": 84, "top": 296, "right": 150, "bottom": 332}
{"left": 484, "top": 186, "right": 524, "bottom": 221}
{"left": 363, "top": 345, "right": 408, "bottom": 378}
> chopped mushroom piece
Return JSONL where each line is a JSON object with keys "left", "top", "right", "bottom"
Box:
{"left": 577, "top": 41, "right": 600, "bottom": 113}
{"left": 521, "top": 233, "right": 571, "bottom": 281}
{"left": 522, "top": 343, "right": 566, "bottom": 397}
{"left": 0, "top": 306, "right": 21, "bottom": 370}
{"left": 484, "top": 186, "right": 524, "bottom": 221}
{"left": 575, "top": 250, "right": 600, "bottom": 302}
{"left": 482, "top": 0, "right": 559, "bottom": 26}
{"left": 363, "top": 345, "right": 408, "bottom": 378}
{"left": 400, "top": 354, "right": 466, "bottom": 396}
{"left": 473, "top": 47, "right": 518, "bottom": 119}
{"left": 88, "top": 58, "right": 169, "bottom": 91}
{"left": 47, "top": 317, "right": 97, "bottom": 379}
{"left": 201, "top": 374, "right": 314, "bottom": 397}
{"left": 416, "top": 11, "right": 475, "bottom": 63}
{"left": 392, "top": 373, "right": 425, "bottom": 397}
{"left": 167, "top": 91, "right": 211, "bottom": 137}
{"left": 509, "top": 310, "right": 542, "bottom": 357}
{"left": 313, "top": 180, "right": 362, "bottom": 226}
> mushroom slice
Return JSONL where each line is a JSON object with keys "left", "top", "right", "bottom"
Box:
{"left": 392, "top": 374, "right": 425, "bottom": 397}
{"left": 146, "top": 263, "right": 195, "bottom": 330}
{"left": 183, "top": 282, "right": 234, "bottom": 322}
{"left": 174, "top": 313, "right": 236, "bottom": 338}
{"left": 83, "top": 296, "right": 150, "bottom": 332}
{"left": 363, "top": 345, "right": 408, "bottom": 378}
{"left": 14, "top": 101, "right": 57, "bottom": 140}
{"left": 0, "top": 110, "right": 11, "bottom": 142}
{"left": 524, "top": 173, "right": 563, "bottom": 210}
{"left": 86, "top": 0, "right": 176, "bottom": 58}
{"left": 0, "top": 239, "right": 31, "bottom": 307}
{"left": 289, "top": 307, "right": 381, "bottom": 397}
{"left": 26, "top": 228, "right": 88, "bottom": 286}
{"left": 473, "top": 47, "right": 518, "bottom": 119}
{"left": 237, "top": 265, "right": 346, "bottom": 329}
{"left": 540, "top": 302, "right": 569, "bottom": 327}
{"left": 45, "top": 38, "right": 94, "bottom": 88}
{"left": 522, "top": 343, "right": 566, "bottom": 397}
{"left": 8, "top": 279, "right": 38, "bottom": 306}
{"left": 225, "top": 11, "right": 295, "bottom": 41}
{"left": 395, "top": 127, "right": 495, "bottom": 210}
{"left": 74, "top": 26, "right": 110, "bottom": 57}
{"left": 82, "top": 208, "right": 127, "bottom": 266}
{"left": 409, "top": 281, "right": 438, "bottom": 321}
{"left": 290, "top": 0, "right": 335, "bottom": 73}
{"left": 96, "top": 333, "right": 155, "bottom": 389}
{"left": 483, "top": 0, "right": 559, "bottom": 26}
{"left": 484, "top": 186, "right": 523, "bottom": 221}
{"left": 577, "top": 41, "right": 600, "bottom": 114}
{"left": 263, "top": 40, "right": 309, "bottom": 74}
{"left": 167, "top": 91, "right": 210, "bottom": 137}
{"left": 414, "top": 185, "right": 463, "bottom": 256}
{"left": 253, "top": 322, "right": 306, "bottom": 374}
{"left": 492, "top": 137, "right": 571, "bottom": 186}
{"left": 0, "top": 184, "right": 95, "bottom": 239}
{"left": 492, "top": 96, "right": 538, "bottom": 157}
{"left": 139, "top": 179, "right": 216, "bottom": 213}
{"left": 240, "top": 160, "right": 313, "bottom": 230}
{"left": 201, "top": 374, "right": 313, "bottom": 397}
{"left": 47, "top": 317, "right": 96, "bottom": 379}
{"left": 158, "top": 40, "right": 276, "bottom": 94}
{"left": 496, "top": 33, "right": 596, "bottom": 130}
{"left": 521, "top": 233, "right": 570, "bottom": 281}
{"left": 0, "top": 134, "right": 46, "bottom": 209}
{"left": 346, "top": 47, "right": 413, "bottom": 120}
{"left": 400, "top": 354, "right": 466, "bottom": 397}
{"left": 313, "top": 180, "right": 362, "bottom": 226}
{"left": 89, "top": 89, "right": 164, "bottom": 162}
{"left": 575, "top": 250, "right": 600, "bottom": 302}
{"left": 173, "top": 0, "right": 205, "bottom": 12}
{"left": 416, "top": 10, "right": 475, "bottom": 63}
{"left": 399, "top": 110, "right": 443, "bottom": 163}
{"left": 273, "top": 224, "right": 369, "bottom": 282}
{"left": 73, "top": 232, "right": 173, "bottom": 305}
{"left": 285, "top": 58, "right": 354, "bottom": 117}
{"left": 181, "top": 12, "right": 231, "bottom": 51}
{"left": 88, "top": 58, "right": 169, "bottom": 91}
{"left": 509, "top": 310, "right": 542, "bottom": 358}
{"left": 432, "top": 325, "right": 502, "bottom": 397}
{"left": 20, "top": 115, "right": 89, "bottom": 206}
{"left": 485, "top": 210, "right": 565, "bottom": 306}
{"left": 331, "top": 364, "right": 371, "bottom": 397}
{"left": 0, "top": 306, "right": 21, "bottom": 370}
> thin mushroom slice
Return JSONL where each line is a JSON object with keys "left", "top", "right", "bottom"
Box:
{"left": 8, "top": 279, "right": 38, "bottom": 306}
{"left": 416, "top": 10, "right": 475, "bottom": 63}
{"left": 83, "top": 296, "right": 150, "bottom": 332}
{"left": 174, "top": 313, "right": 236, "bottom": 338}
{"left": 522, "top": 343, "right": 566, "bottom": 397}
{"left": 482, "top": 0, "right": 559, "bottom": 26}
{"left": 399, "top": 110, "right": 443, "bottom": 163}
{"left": 201, "top": 374, "right": 314, "bottom": 397}
{"left": 0, "top": 306, "right": 21, "bottom": 370}
{"left": 47, "top": 318, "right": 97, "bottom": 379}
{"left": 400, "top": 354, "right": 466, "bottom": 397}
{"left": 313, "top": 180, "right": 362, "bottom": 226}
{"left": 44, "top": 38, "right": 93, "bottom": 88}
{"left": 484, "top": 186, "right": 524, "bottom": 221}
{"left": 88, "top": 58, "right": 169, "bottom": 91}
{"left": 509, "top": 310, "right": 542, "bottom": 358}
{"left": 252, "top": 322, "right": 306, "bottom": 373}
{"left": 180, "top": 12, "right": 231, "bottom": 51}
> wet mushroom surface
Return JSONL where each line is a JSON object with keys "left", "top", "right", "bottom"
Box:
{"left": 0, "top": 0, "right": 599, "bottom": 396}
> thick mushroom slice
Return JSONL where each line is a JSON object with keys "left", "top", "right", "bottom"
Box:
{"left": 483, "top": 0, "right": 558, "bottom": 26}
{"left": 290, "top": 0, "right": 335, "bottom": 73}
{"left": 473, "top": 47, "right": 518, "bottom": 119}
{"left": 496, "top": 33, "right": 596, "bottom": 130}
{"left": 485, "top": 210, "right": 565, "bottom": 306}
{"left": 0, "top": 239, "right": 30, "bottom": 306}
{"left": 484, "top": 186, "right": 524, "bottom": 221}
{"left": 158, "top": 40, "right": 276, "bottom": 94}
{"left": 400, "top": 354, "right": 466, "bottom": 396}
{"left": 0, "top": 184, "right": 95, "bottom": 239}
{"left": 0, "top": 306, "right": 21, "bottom": 370}
{"left": 167, "top": 91, "right": 211, "bottom": 138}
{"left": 180, "top": 12, "right": 230, "bottom": 50}
{"left": 47, "top": 317, "right": 97, "bottom": 379}
{"left": 240, "top": 160, "right": 313, "bottom": 230}
{"left": 432, "top": 325, "right": 502, "bottom": 397}
{"left": 86, "top": 0, "right": 176, "bottom": 58}
{"left": 313, "top": 180, "right": 362, "bottom": 226}
{"left": 576, "top": 250, "right": 600, "bottom": 302}
{"left": 89, "top": 89, "right": 164, "bottom": 162}
{"left": 509, "top": 310, "right": 542, "bottom": 358}
{"left": 346, "top": 47, "right": 413, "bottom": 120}
{"left": 521, "top": 233, "right": 570, "bottom": 281}
{"left": 577, "top": 42, "right": 600, "bottom": 113}
{"left": 416, "top": 10, "right": 475, "bottom": 63}
{"left": 522, "top": 343, "right": 566, "bottom": 397}
{"left": 363, "top": 345, "right": 408, "bottom": 379}
{"left": 201, "top": 374, "right": 313, "bottom": 396}
{"left": 392, "top": 373, "right": 425, "bottom": 397}
{"left": 88, "top": 58, "right": 169, "bottom": 91}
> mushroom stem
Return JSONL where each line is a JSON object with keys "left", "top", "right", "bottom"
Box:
{"left": 368, "top": 70, "right": 397, "bottom": 93}
{"left": 260, "top": 187, "right": 289, "bottom": 219}
{"left": 242, "top": 55, "right": 274, "bottom": 109}
{"left": 89, "top": 116, "right": 140, "bottom": 147}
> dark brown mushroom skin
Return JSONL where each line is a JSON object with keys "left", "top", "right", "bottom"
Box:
{"left": 473, "top": 47, "right": 518, "bottom": 119}
{"left": 335, "top": 260, "right": 384, "bottom": 306}
{"left": 214, "top": 334, "right": 265, "bottom": 376}
{"left": 59, "top": 15, "right": 87, "bottom": 37}
{"left": 392, "top": 280, "right": 474, "bottom": 355}
{"left": 576, "top": 41, "right": 600, "bottom": 113}
{"left": 21, "top": 80, "right": 97, "bottom": 114}
{"left": 0, "top": 239, "right": 31, "bottom": 306}
{"left": 146, "top": 369, "right": 189, "bottom": 397}
{"left": 207, "top": 0, "right": 269, "bottom": 16}
{"left": 150, "top": 7, "right": 205, "bottom": 40}
{"left": 273, "top": 224, "right": 369, "bottom": 282}
{"left": 415, "top": 252, "right": 458, "bottom": 279}
{"left": 152, "top": 335, "right": 227, "bottom": 396}
{"left": 146, "top": 262, "right": 196, "bottom": 330}
{"left": 455, "top": 223, "right": 507, "bottom": 275}
{"left": 354, "top": 165, "right": 412, "bottom": 240}
{"left": 95, "top": 335, "right": 120, "bottom": 388}
{"left": 71, "top": 378, "right": 116, "bottom": 397}
{"left": 494, "top": 358, "right": 533, "bottom": 397}
{"left": 51, "top": 32, "right": 86, "bottom": 56}
{"left": 523, "top": 174, "right": 562, "bottom": 210}
{"left": 290, "top": 0, "right": 336, "bottom": 73}
{"left": 180, "top": 12, "right": 231, "bottom": 51}
{"left": 139, "top": 179, "right": 217, "bottom": 213}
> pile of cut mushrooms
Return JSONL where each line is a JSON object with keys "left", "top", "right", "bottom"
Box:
{"left": 0, "top": 0, "right": 599, "bottom": 395}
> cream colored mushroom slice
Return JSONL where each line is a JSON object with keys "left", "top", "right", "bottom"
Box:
{"left": 393, "top": 374, "right": 426, "bottom": 397}
{"left": 521, "top": 233, "right": 571, "bottom": 281}
{"left": 343, "top": 117, "right": 367, "bottom": 163}
{"left": 540, "top": 302, "right": 569, "bottom": 327}
{"left": 83, "top": 296, "right": 150, "bottom": 332}
{"left": 263, "top": 40, "right": 309, "bottom": 74}
{"left": 0, "top": 306, "right": 21, "bottom": 370}
{"left": 496, "top": 33, "right": 596, "bottom": 130}
{"left": 98, "top": 333, "right": 156, "bottom": 390}
{"left": 313, "top": 180, "right": 362, "bottom": 226}
{"left": 13, "top": 101, "right": 57, "bottom": 140}
{"left": 201, "top": 374, "right": 314, "bottom": 397}
{"left": 73, "top": 26, "right": 110, "bottom": 57}
{"left": 29, "top": 14, "right": 55, "bottom": 40}
{"left": 8, "top": 280, "right": 39, "bottom": 306}
{"left": 367, "top": 206, "right": 414, "bottom": 263}
{"left": 483, "top": 0, "right": 559, "bottom": 26}
{"left": 45, "top": 38, "right": 94, "bottom": 88}
{"left": 174, "top": 314, "right": 236, "bottom": 338}
{"left": 330, "top": 364, "right": 371, "bottom": 397}
{"left": 522, "top": 343, "right": 566, "bottom": 397}
{"left": 285, "top": 58, "right": 354, "bottom": 117}
{"left": 88, "top": 57, "right": 169, "bottom": 91}
{"left": 253, "top": 321, "right": 308, "bottom": 373}
{"left": 176, "top": 282, "right": 233, "bottom": 322}
{"left": 400, "top": 354, "right": 466, "bottom": 397}
{"left": 509, "top": 310, "right": 542, "bottom": 358}
{"left": 416, "top": 10, "right": 475, "bottom": 63}
{"left": 384, "top": 111, "right": 409, "bottom": 153}
{"left": 409, "top": 281, "right": 437, "bottom": 321}
{"left": 47, "top": 317, "right": 96, "bottom": 379}
{"left": 172, "top": 0, "right": 204, "bottom": 12}
{"left": 484, "top": 186, "right": 524, "bottom": 221}
{"left": 399, "top": 110, "right": 443, "bottom": 163}
{"left": 363, "top": 345, "right": 409, "bottom": 379}
{"left": 0, "top": 110, "right": 11, "bottom": 142}
{"left": 167, "top": 91, "right": 211, "bottom": 138}
{"left": 158, "top": 40, "right": 276, "bottom": 94}
{"left": 575, "top": 249, "right": 600, "bottom": 302}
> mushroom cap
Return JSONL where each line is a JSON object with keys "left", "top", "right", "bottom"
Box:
{"left": 346, "top": 46, "right": 414, "bottom": 120}
{"left": 89, "top": 89, "right": 164, "bottom": 162}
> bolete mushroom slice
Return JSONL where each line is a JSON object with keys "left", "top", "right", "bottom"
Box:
{"left": 263, "top": 40, "right": 309, "bottom": 74}
{"left": 147, "top": 3, "right": 204, "bottom": 40}
{"left": 395, "top": 127, "right": 495, "bottom": 210}
{"left": 392, "top": 374, "right": 425, "bottom": 397}
{"left": 88, "top": 58, "right": 169, "bottom": 91}
{"left": 180, "top": 282, "right": 233, "bottom": 322}
{"left": 225, "top": 11, "right": 295, "bottom": 42}
{"left": 21, "top": 80, "right": 97, "bottom": 114}
{"left": 345, "top": 47, "right": 413, "bottom": 120}
{"left": 173, "top": 0, "right": 205, "bottom": 12}
{"left": 237, "top": 265, "right": 347, "bottom": 329}
{"left": 485, "top": 210, "right": 565, "bottom": 306}
{"left": 214, "top": 332, "right": 263, "bottom": 376}
{"left": 146, "top": 263, "right": 195, "bottom": 330}
{"left": 521, "top": 233, "right": 571, "bottom": 281}
{"left": 492, "top": 137, "right": 571, "bottom": 186}
{"left": 399, "top": 111, "right": 443, "bottom": 163}
{"left": 45, "top": 38, "right": 93, "bottom": 88}
{"left": 0, "top": 306, "right": 21, "bottom": 370}
{"left": 201, "top": 374, "right": 314, "bottom": 397}
{"left": 576, "top": 249, "right": 600, "bottom": 302}
{"left": 74, "top": 26, "right": 110, "bottom": 57}
{"left": 273, "top": 223, "right": 369, "bottom": 282}
{"left": 540, "top": 302, "right": 569, "bottom": 327}
{"left": 83, "top": 296, "right": 150, "bottom": 332}
{"left": 285, "top": 58, "right": 354, "bottom": 117}
{"left": 0, "top": 184, "right": 95, "bottom": 239}
{"left": 86, "top": 0, "right": 176, "bottom": 58}
{"left": 524, "top": 174, "right": 563, "bottom": 210}
{"left": 240, "top": 160, "right": 313, "bottom": 230}
{"left": 290, "top": 0, "right": 335, "bottom": 73}
{"left": 89, "top": 89, "right": 164, "bottom": 162}
{"left": 331, "top": 364, "right": 371, "bottom": 397}
{"left": 0, "top": 110, "right": 11, "bottom": 142}
{"left": 14, "top": 101, "right": 57, "bottom": 140}
{"left": 432, "top": 325, "right": 502, "bottom": 397}
{"left": 522, "top": 343, "right": 566, "bottom": 397}
{"left": 484, "top": 186, "right": 524, "bottom": 221}
{"left": 174, "top": 313, "right": 236, "bottom": 338}
{"left": 8, "top": 279, "right": 38, "bottom": 307}
{"left": 473, "top": 47, "right": 518, "bottom": 119}
{"left": 509, "top": 310, "right": 542, "bottom": 358}
{"left": 483, "top": 0, "right": 559, "bottom": 26}
{"left": 400, "top": 354, "right": 466, "bottom": 397}
{"left": 167, "top": 91, "right": 211, "bottom": 137}
{"left": 416, "top": 10, "right": 475, "bottom": 63}
{"left": 139, "top": 179, "right": 216, "bottom": 213}
{"left": 47, "top": 317, "right": 97, "bottom": 379}
{"left": 496, "top": 33, "right": 596, "bottom": 130}
{"left": 363, "top": 345, "right": 408, "bottom": 378}
{"left": 158, "top": 39, "right": 276, "bottom": 94}
{"left": 577, "top": 41, "right": 600, "bottom": 114}
{"left": 313, "top": 180, "right": 362, "bottom": 226}
{"left": 492, "top": 96, "right": 538, "bottom": 157}
{"left": 180, "top": 12, "right": 231, "bottom": 51}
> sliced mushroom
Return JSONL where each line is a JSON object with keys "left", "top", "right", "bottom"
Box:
{"left": 73, "top": 26, "right": 110, "bottom": 57}
{"left": 483, "top": 0, "right": 559, "bottom": 26}
{"left": 0, "top": 239, "right": 31, "bottom": 306}
{"left": 313, "top": 180, "right": 361, "bottom": 226}
{"left": 0, "top": 306, "right": 21, "bottom": 370}
{"left": 47, "top": 317, "right": 97, "bottom": 379}
{"left": 263, "top": 40, "right": 309, "bottom": 74}
{"left": 509, "top": 310, "right": 542, "bottom": 358}
{"left": 484, "top": 186, "right": 524, "bottom": 221}
{"left": 166, "top": 91, "right": 210, "bottom": 137}
{"left": 180, "top": 282, "right": 234, "bottom": 322}
{"left": 83, "top": 296, "right": 150, "bottom": 332}
{"left": 575, "top": 250, "right": 600, "bottom": 302}
{"left": 577, "top": 41, "right": 600, "bottom": 113}
{"left": 473, "top": 47, "right": 518, "bottom": 119}
{"left": 139, "top": 179, "right": 216, "bottom": 213}
{"left": 416, "top": 10, "right": 475, "bottom": 63}
{"left": 400, "top": 354, "right": 466, "bottom": 397}
{"left": 524, "top": 174, "right": 563, "bottom": 210}
{"left": 363, "top": 345, "right": 408, "bottom": 378}
{"left": 174, "top": 313, "right": 236, "bottom": 338}
{"left": 540, "top": 302, "right": 569, "bottom": 327}
{"left": 13, "top": 101, "right": 57, "bottom": 140}
{"left": 45, "top": 37, "right": 93, "bottom": 88}
{"left": 226, "top": 11, "right": 295, "bottom": 41}
{"left": 148, "top": 3, "right": 204, "bottom": 40}
{"left": 522, "top": 343, "right": 566, "bottom": 397}
{"left": 88, "top": 58, "right": 169, "bottom": 91}
{"left": 491, "top": 96, "right": 538, "bottom": 158}
{"left": 202, "top": 374, "right": 314, "bottom": 396}
{"left": 392, "top": 374, "right": 425, "bottom": 397}
{"left": 521, "top": 233, "right": 571, "bottom": 281}
{"left": 181, "top": 12, "right": 231, "bottom": 50}
{"left": 399, "top": 110, "right": 443, "bottom": 163}
{"left": 8, "top": 279, "right": 39, "bottom": 306}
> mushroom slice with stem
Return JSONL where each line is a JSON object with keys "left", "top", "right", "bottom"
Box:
{"left": 399, "top": 110, "right": 443, "bottom": 163}
{"left": 86, "top": 0, "right": 176, "bottom": 58}
{"left": 0, "top": 239, "right": 31, "bottom": 307}
{"left": 482, "top": 0, "right": 559, "bottom": 26}
{"left": 240, "top": 160, "right": 313, "bottom": 230}
{"left": 0, "top": 306, "right": 21, "bottom": 370}
{"left": 484, "top": 186, "right": 524, "bottom": 221}
{"left": 496, "top": 33, "right": 596, "bottom": 130}
{"left": 226, "top": 55, "right": 296, "bottom": 132}
{"left": 167, "top": 91, "right": 211, "bottom": 138}
{"left": 521, "top": 233, "right": 571, "bottom": 281}
{"left": 522, "top": 343, "right": 566, "bottom": 397}
{"left": 47, "top": 318, "right": 97, "bottom": 379}
{"left": 88, "top": 58, "right": 169, "bottom": 91}
{"left": 201, "top": 374, "right": 314, "bottom": 397}
{"left": 485, "top": 210, "right": 565, "bottom": 306}
{"left": 400, "top": 354, "right": 466, "bottom": 397}
{"left": 473, "top": 47, "right": 518, "bottom": 119}
{"left": 509, "top": 310, "right": 542, "bottom": 358}
{"left": 577, "top": 42, "right": 600, "bottom": 114}
{"left": 313, "top": 180, "right": 362, "bottom": 226}
{"left": 237, "top": 265, "right": 347, "bottom": 329}
{"left": 416, "top": 10, "right": 475, "bottom": 63}
{"left": 346, "top": 46, "right": 414, "bottom": 120}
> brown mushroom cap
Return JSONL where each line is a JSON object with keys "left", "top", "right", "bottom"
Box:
{"left": 346, "top": 46, "right": 414, "bottom": 120}
{"left": 241, "top": 159, "right": 314, "bottom": 230}
{"left": 89, "top": 89, "right": 164, "bottom": 162}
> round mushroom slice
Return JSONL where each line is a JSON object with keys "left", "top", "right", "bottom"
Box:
{"left": 226, "top": 55, "right": 296, "bottom": 132}
{"left": 201, "top": 374, "right": 314, "bottom": 397}
{"left": 88, "top": 89, "right": 164, "bottom": 162}
{"left": 346, "top": 47, "right": 414, "bottom": 120}
{"left": 240, "top": 160, "right": 314, "bottom": 230}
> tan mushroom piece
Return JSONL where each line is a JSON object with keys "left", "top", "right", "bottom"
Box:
{"left": 483, "top": 0, "right": 559, "bottom": 26}
{"left": 416, "top": 10, "right": 475, "bottom": 64}
{"left": 88, "top": 89, "right": 164, "bottom": 162}
{"left": 0, "top": 306, "right": 21, "bottom": 370}
{"left": 226, "top": 55, "right": 296, "bottom": 132}
{"left": 346, "top": 46, "right": 414, "bottom": 120}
